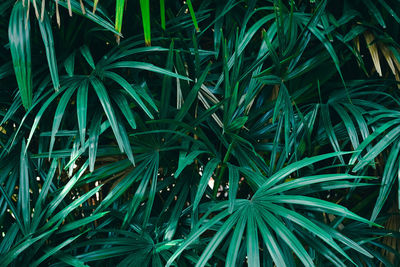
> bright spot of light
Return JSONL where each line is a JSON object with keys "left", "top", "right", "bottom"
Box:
{"left": 208, "top": 178, "right": 214, "bottom": 189}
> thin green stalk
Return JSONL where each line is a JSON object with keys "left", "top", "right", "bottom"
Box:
{"left": 115, "top": 0, "right": 125, "bottom": 43}
{"left": 140, "top": 0, "right": 151, "bottom": 46}
{"left": 213, "top": 142, "right": 234, "bottom": 197}
{"left": 186, "top": 0, "right": 199, "bottom": 32}
{"left": 160, "top": 0, "right": 166, "bottom": 30}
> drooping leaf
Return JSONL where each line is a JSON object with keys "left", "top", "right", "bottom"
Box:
{"left": 9, "top": 1, "right": 32, "bottom": 109}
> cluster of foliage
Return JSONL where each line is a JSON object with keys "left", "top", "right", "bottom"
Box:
{"left": 1, "top": 0, "right": 400, "bottom": 266}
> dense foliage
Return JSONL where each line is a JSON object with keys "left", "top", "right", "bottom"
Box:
{"left": 1, "top": 0, "right": 400, "bottom": 266}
